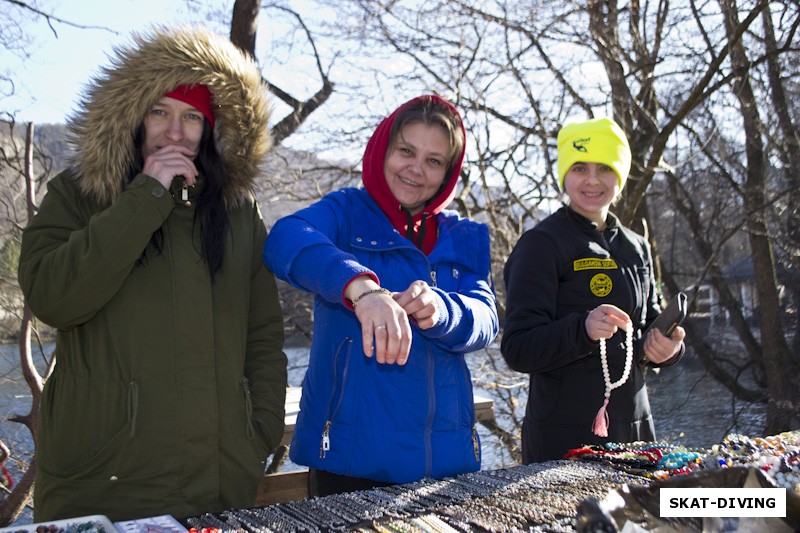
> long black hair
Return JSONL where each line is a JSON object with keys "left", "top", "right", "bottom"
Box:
{"left": 131, "top": 120, "right": 230, "bottom": 281}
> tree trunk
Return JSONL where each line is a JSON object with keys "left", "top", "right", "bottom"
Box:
{"left": 229, "top": 0, "right": 335, "bottom": 145}
{"left": 230, "top": 0, "right": 260, "bottom": 56}
{"left": 721, "top": 0, "right": 798, "bottom": 432}
{"left": 762, "top": 5, "right": 800, "bottom": 362}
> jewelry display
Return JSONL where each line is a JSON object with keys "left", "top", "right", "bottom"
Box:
{"left": 184, "top": 461, "right": 644, "bottom": 532}
{"left": 181, "top": 430, "right": 799, "bottom": 532}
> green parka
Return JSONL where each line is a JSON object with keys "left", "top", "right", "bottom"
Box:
{"left": 17, "top": 27, "right": 287, "bottom": 522}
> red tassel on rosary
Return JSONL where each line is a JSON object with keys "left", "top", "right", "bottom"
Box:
{"left": 592, "top": 396, "right": 610, "bottom": 437}
{"left": 593, "top": 327, "right": 633, "bottom": 438}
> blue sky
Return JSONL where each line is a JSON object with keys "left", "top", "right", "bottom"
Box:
{"left": 3, "top": 0, "right": 426, "bottom": 162}
{"left": 4, "top": 0, "right": 228, "bottom": 124}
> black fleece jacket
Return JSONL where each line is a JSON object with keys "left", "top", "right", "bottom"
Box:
{"left": 502, "top": 206, "right": 681, "bottom": 462}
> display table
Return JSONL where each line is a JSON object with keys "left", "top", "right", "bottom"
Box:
{"left": 184, "top": 431, "right": 799, "bottom": 532}
{"left": 188, "top": 460, "right": 647, "bottom": 532}
{"left": 7, "top": 432, "right": 796, "bottom": 532}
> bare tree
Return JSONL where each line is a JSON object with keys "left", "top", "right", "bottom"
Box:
{"left": 0, "top": 5, "right": 72, "bottom": 520}
{"left": 230, "top": 0, "right": 335, "bottom": 144}
{"left": 0, "top": 119, "right": 55, "bottom": 525}
{"left": 761, "top": 2, "right": 800, "bottom": 358}
{"left": 717, "top": 0, "right": 797, "bottom": 432}
{"left": 647, "top": 0, "right": 799, "bottom": 432}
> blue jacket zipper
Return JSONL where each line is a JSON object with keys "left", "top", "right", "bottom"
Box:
{"left": 320, "top": 337, "right": 353, "bottom": 458}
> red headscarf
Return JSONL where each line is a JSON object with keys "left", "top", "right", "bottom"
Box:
{"left": 361, "top": 95, "right": 466, "bottom": 255}
{"left": 164, "top": 84, "right": 216, "bottom": 129}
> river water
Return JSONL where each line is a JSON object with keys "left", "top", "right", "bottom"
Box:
{"left": 0, "top": 339, "right": 767, "bottom": 525}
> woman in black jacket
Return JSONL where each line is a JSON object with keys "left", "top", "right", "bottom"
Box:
{"left": 502, "top": 117, "right": 685, "bottom": 463}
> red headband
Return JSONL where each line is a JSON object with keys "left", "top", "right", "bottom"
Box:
{"left": 163, "top": 84, "right": 215, "bottom": 129}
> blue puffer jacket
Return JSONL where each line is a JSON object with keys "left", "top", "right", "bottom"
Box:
{"left": 264, "top": 187, "right": 498, "bottom": 483}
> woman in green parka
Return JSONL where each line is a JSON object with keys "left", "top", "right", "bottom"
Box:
{"left": 17, "top": 27, "right": 288, "bottom": 522}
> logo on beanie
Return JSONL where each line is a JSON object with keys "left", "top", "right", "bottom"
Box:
{"left": 573, "top": 137, "right": 590, "bottom": 153}
{"left": 589, "top": 273, "right": 613, "bottom": 297}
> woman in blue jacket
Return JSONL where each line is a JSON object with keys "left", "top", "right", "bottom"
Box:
{"left": 263, "top": 95, "right": 499, "bottom": 496}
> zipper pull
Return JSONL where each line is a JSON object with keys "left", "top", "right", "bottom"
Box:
{"left": 179, "top": 179, "right": 191, "bottom": 207}
{"left": 472, "top": 427, "right": 480, "bottom": 461}
{"left": 430, "top": 269, "right": 437, "bottom": 287}
{"left": 320, "top": 421, "right": 331, "bottom": 458}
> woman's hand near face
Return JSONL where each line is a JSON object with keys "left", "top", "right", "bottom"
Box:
{"left": 393, "top": 280, "right": 439, "bottom": 330}
{"left": 142, "top": 144, "right": 199, "bottom": 190}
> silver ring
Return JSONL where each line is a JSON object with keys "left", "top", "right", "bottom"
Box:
{"left": 601, "top": 314, "right": 606, "bottom": 323}
{"left": 375, "top": 324, "right": 387, "bottom": 330}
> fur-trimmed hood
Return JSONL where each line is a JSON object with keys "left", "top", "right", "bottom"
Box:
{"left": 67, "top": 26, "right": 272, "bottom": 207}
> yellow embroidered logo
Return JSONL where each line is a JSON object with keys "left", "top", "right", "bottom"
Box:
{"left": 574, "top": 258, "right": 618, "bottom": 271}
{"left": 590, "top": 273, "right": 613, "bottom": 297}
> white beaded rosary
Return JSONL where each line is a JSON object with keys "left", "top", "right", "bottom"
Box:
{"left": 592, "top": 326, "right": 633, "bottom": 437}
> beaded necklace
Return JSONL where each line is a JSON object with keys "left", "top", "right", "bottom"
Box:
{"left": 592, "top": 327, "right": 633, "bottom": 438}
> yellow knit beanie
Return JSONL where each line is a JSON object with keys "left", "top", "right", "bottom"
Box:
{"left": 557, "top": 117, "right": 631, "bottom": 190}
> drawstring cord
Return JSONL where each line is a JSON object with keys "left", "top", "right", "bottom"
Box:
{"left": 402, "top": 208, "right": 428, "bottom": 250}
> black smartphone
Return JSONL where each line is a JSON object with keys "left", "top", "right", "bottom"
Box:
{"left": 645, "top": 292, "right": 688, "bottom": 338}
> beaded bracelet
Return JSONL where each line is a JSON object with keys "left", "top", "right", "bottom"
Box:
{"left": 352, "top": 287, "right": 392, "bottom": 308}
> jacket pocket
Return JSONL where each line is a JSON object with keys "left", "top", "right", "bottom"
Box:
{"left": 319, "top": 337, "right": 353, "bottom": 459}
{"left": 239, "top": 376, "right": 256, "bottom": 441}
{"left": 38, "top": 374, "right": 135, "bottom": 479}
{"left": 127, "top": 380, "right": 139, "bottom": 438}
{"left": 239, "top": 376, "right": 272, "bottom": 463}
